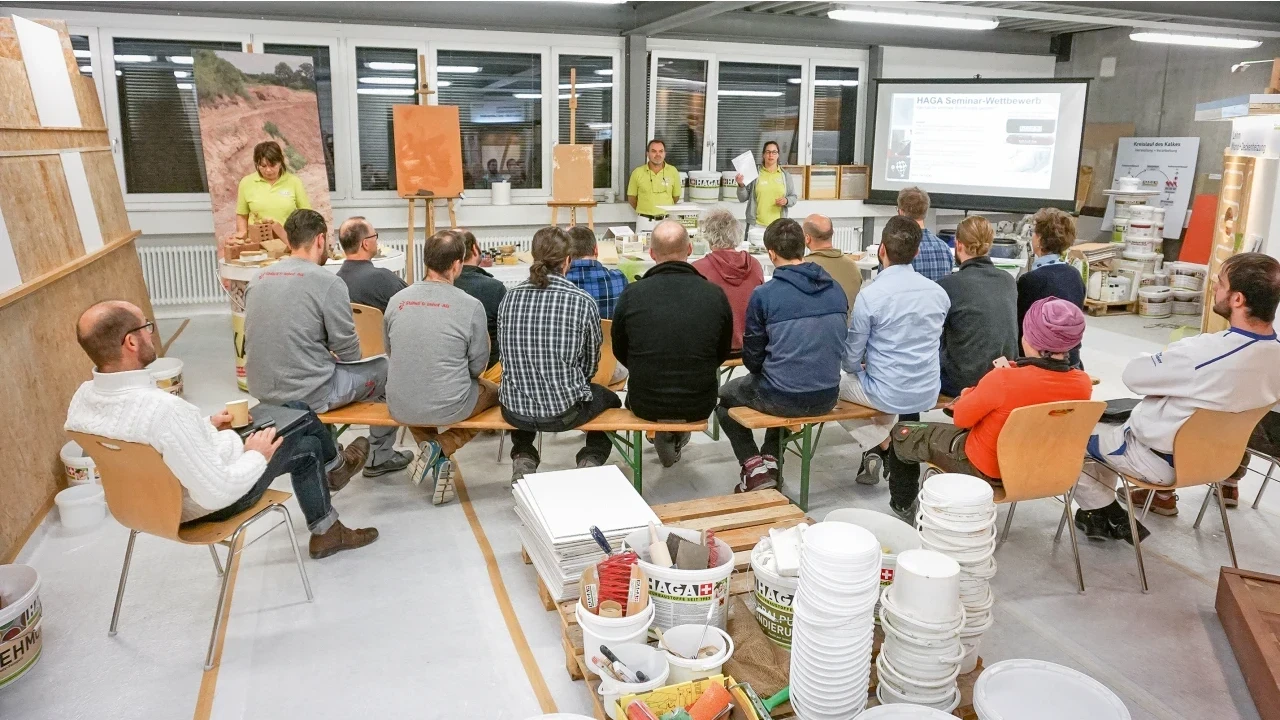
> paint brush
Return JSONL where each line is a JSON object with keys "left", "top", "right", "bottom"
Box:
{"left": 590, "top": 525, "right": 614, "bottom": 556}
{"left": 648, "top": 523, "right": 673, "bottom": 568}
{"left": 599, "top": 644, "right": 648, "bottom": 683}
{"left": 590, "top": 655, "right": 625, "bottom": 682}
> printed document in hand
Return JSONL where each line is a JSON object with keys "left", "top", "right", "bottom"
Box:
{"left": 733, "top": 151, "right": 758, "bottom": 186}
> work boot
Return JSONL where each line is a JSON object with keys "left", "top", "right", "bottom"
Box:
{"left": 327, "top": 437, "right": 369, "bottom": 492}
{"left": 576, "top": 455, "right": 605, "bottom": 469}
{"left": 1127, "top": 488, "right": 1178, "bottom": 516}
{"left": 511, "top": 454, "right": 539, "bottom": 485}
{"left": 1220, "top": 483, "right": 1239, "bottom": 508}
{"left": 734, "top": 455, "right": 778, "bottom": 493}
{"left": 309, "top": 521, "right": 379, "bottom": 559}
{"left": 363, "top": 449, "right": 413, "bottom": 478}
{"left": 1073, "top": 507, "right": 1111, "bottom": 542}
{"left": 653, "top": 432, "right": 690, "bottom": 468}
{"left": 857, "top": 448, "right": 888, "bottom": 486}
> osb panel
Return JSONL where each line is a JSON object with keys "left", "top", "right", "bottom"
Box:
{"left": 393, "top": 104, "right": 464, "bottom": 198}
{"left": 0, "top": 154, "right": 83, "bottom": 280}
{"left": 552, "top": 144, "right": 594, "bottom": 203}
{"left": 0, "top": 239, "right": 153, "bottom": 562}
{"left": 74, "top": 74, "right": 105, "bottom": 129}
{"left": 81, "top": 150, "right": 131, "bottom": 242}
{"left": 0, "top": 57, "right": 38, "bottom": 127}
{"left": 0, "top": 127, "right": 109, "bottom": 153}
{"left": 0, "top": 17, "right": 18, "bottom": 62}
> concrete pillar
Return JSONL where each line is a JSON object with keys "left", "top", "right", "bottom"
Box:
{"left": 625, "top": 34, "right": 648, "bottom": 178}
{"left": 861, "top": 46, "right": 884, "bottom": 251}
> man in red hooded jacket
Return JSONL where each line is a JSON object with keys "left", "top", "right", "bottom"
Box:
{"left": 693, "top": 208, "right": 764, "bottom": 354}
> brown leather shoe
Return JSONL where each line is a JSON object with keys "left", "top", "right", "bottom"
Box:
{"left": 1221, "top": 484, "right": 1239, "bottom": 508}
{"left": 309, "top": 520, "right": 379, "bottom": 559}
{"left": 1128, "top": 488, "right": 1178, "bottom": 516}
{"left": 328, "top": 437, "right": 369, "bottom": 492}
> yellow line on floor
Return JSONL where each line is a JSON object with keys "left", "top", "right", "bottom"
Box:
{"left": 454, "top": 465, "right": 559, "bottom": 714}
{"left": 193, "top": 547, "right": 241, "bottom": 720}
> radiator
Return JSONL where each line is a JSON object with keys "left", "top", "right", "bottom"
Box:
{"left": 137, "top": 245, "right": 224, "bottom": 306}
{"left": 833, "top": 224, "right": 863, "bottom": 253}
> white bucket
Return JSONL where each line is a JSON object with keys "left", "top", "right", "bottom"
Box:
{"left": 593, "top": 644, "right": 669, "bottom": 720}
{"left": 0, "top": 564, "right": 42, "bottom": 690}
{"left": 750, "top": 537, "right": 797, "bottom": 647}
{"left": 973, "top": 659, "right": 1131, "bottom": 720}
{"left": 623, "top": 526, "right": 734, "bottom": 633}
{"left": 659, "top": 623, "right": 734, "bottom": 684}
{"left": 720, "top": 170, "right": 738, "bottom": 201}
{"left": 856, "top": 704, "right": 959, "bottom": 719}
{"left": 147, "top": 357, "right": 184, "bottom": 396}
{"left": 1172, "top": 300, "right": 1202, "bottom": 316}
{"left": 576, "top": 601, "right": 654, "bottom": 677}
{"left": 824, "top": 508, "right": 922, "bottom": 621}
{"left": 888, "top": 549, "right": 960, "bottom": 624}
{"left": 1114, "top": 176, "right": 1140, "bottom": 192}
{"left": 55, "top": 484, "right": 107, "bottom": 530}
{"left": 1138, "top": 287, "right": 1173, "bottom": 318}
{"left": 1127, "top": 205, "right": 1156, "bottom": 222}
{"left": 688, "top": 171, "right": 721, "bottom": 202}
{"left": 59, "top": 440, "right": 100, "bottom": 486}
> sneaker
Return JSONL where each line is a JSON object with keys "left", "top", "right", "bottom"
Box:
{"left": 1106, "top": 513, "right": 1150, "bottom": 545}
{"left": 576, "top": 456, "right": 605, "bottom": 469}
{"left": 511, "top": 455, "right": 539, "bottom": 484}
{"left": 889, "top": 499, "right": 918, "bottom": 526}
{"left": 653, "top": 432, "right": 688, "bottom": 469}
{"left": 362, "top": 449, "right": 413, "bottom": 478}
{"left": 734, "top": 456, "right": 778, "bottom": 493}
{"left": 327, "top": 437, "right": 369, "bottom": 492}
{"left": 856, "top": 450, "right": 887, "bottom": 486}
{"left": 1073, "top": 508, "right": 1111, "bottom": 542}
{"left": 409, "top": 440, "right": 443, "bottom": 487}
{"left": 431, "top": 459, "right": 455, "bottom": 506}
{"left": 1221, "top": 484, "right": 1239, "bottom": 508}
{"left": 761, "top": 454, "right": 779, "bottom": 472}
{"left": 1128, "top": 488, "right": 1179, "bottom": 516}
{"left": 308, "top": 521, "right": 379, "bottom": 559}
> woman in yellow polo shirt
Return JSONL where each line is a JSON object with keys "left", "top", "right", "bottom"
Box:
{"left": 735, "top": 141, "right": 798, "bottom": 235}
{"left": 225, "top": 141, "right": 311, "bottom": 257}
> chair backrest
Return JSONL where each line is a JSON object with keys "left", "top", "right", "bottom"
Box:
{"left": 67, "top": 432, "right": 186, "bottom": 541}
{"left": 350, "top": 303, "right": 386, "bottom": 359}
{"left": 995, "top": 400, "right": 1107, "bottom": 503}
{"left": 592, "top": 318, "right": 618, "bottom": 386}
{"left": 1172, "top": 405, "right": 1273, "bottom": 487}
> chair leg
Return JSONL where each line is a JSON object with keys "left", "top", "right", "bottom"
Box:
{"left": 1216, "top": 483, "right": 1239, "bottom": 568}
{"left": 1193, "top": 486, "right": 1214, "bottom": 529}
{"left": 1139, "top": 488, "right": 1155, "bottom": 522}
{"left": 1120, "top": 479, "right": 1149, "bottom": 593}
{"left": 1063, "top": 490, "right": 1086, "bottom": 593}
{"left": 208, "top": 544, "right": 224, "bottom": 577}
{"left": 205, "top": 529, "right": 244, "bottom": 670}
{"left": 997, "top": 502, "right": 1017, "bottom": 550}
{"left": 1055, "top": 499, "right": 1070, "bottom": 544}
{"left": 496, "top": 431, "right": 505, "bottom": 462}
{"left": 276, "top": 504, "right": 314, "bottom": 602}
{"left": 108, "top": 530, "right": 139, "bottom": 636}
{"left": 1252, "top": 462, "right": 1276, "bottom": 509}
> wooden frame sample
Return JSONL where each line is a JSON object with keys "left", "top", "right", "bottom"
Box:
{"left": 552, "top": 144, "right": 594, "bottom": 203}
{"left": 1202, "top": 153, "right": 1256, "bottom": 333}
{"left": 392, "top": 104, "right": 464, "bottom": 199}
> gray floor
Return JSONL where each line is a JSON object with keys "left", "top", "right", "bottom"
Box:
{"left": 2, "top": 312, "right": 1272, "bottom": 719}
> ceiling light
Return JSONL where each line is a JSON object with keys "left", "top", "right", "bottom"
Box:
{"left": 595, "top": 69, "right": 613, "bottom": 76}
{"left": 357, "top": 88, "right": 416, "bottom": 96}
{"left": 718, "top": 90, "right": 783, "bottom": 97}
{"left": 168, "top": 55, "right": 194, "bottom": 64}
{"left": 587, "top": 122, "right": 612, "bottom": 130}
{"left": 1129, "top": 32, "right": 1260, "bottom": 49}
{"left": 815, "top": 79, "right": 858, "bottom": 87}
{"left": 437, "top": 65, "right": 481, "bottom": 73}
{"left": 828, "top": 7, "right": 999, "bottom": 30}
{"left": 73, "top": 49, "right": 91, "bottom": 59}
{"left": 558, "top": 82, "right": 612, "bottom": 89}
{"left": 360, "top": 76, "right": 416, "bottom": 85}
{"left": 513, "top": 93, "right": 541, "bottom": 99}
{"left": 115, "top": 70, "right": 122, "bottom": 76}
{"left": 174, "top": 70, "right": 190, "bottom": 78}
{"left": 113, "top": 54, "right": 154, "bottom": 63}
{"left": 365, "top": 61, "right": 415, "bottom": 71}
{"left": 177, "top": 83, "right": 193, "bottom": 90}
{"left": 80, "top": 66, "right": 93, "bottom": 74}
{"left": 436, "top": 80, "right": 452, "bottom": 87}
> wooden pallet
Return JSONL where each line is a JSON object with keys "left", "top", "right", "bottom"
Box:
{"left": 1084, "top": 298, "right": 1137, "bottom": 316}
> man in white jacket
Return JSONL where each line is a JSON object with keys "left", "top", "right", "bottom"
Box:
{"left": 65, "top": 301, "right": 379, "bottom": 559}
{"left": 1073, "top": 253, "right": 1280, "bottom": 543}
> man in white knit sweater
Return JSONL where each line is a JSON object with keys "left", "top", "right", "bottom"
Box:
{"left": 65, "top": 301, "right": 379, "bottom": 559}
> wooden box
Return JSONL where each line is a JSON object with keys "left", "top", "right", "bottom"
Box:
{"left": 805, "top": 165, "right": 839, "bottom": 200}
{"left": 838, "top": 164, "right": 870, "bottom": 200}
{"left": 781, "top": 165, "right": 807, "bottom": 199}
{"left": 1217, "top": 567, "right": 1280, "bottom": 720}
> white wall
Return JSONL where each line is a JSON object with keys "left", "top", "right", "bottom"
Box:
{"left": 881, "top": 47, "right": 1056, "bottom": 79}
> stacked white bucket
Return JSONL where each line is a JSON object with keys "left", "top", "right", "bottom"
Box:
{"left": 876, "top": 549, "right": 965, "bottom": 712}
{"left": 789, "top": 522, "right": 881, "bottom": 719}
{"left": 916, "top": 474, "right": 997, "bottom": 674}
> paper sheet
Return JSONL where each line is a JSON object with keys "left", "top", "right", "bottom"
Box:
{"left": 60, "top": 151, "right": 103, "bottom": 253}
{"left": 732, "top": 150, "right": 757, "bottom": 186}
{"left": 14, "top": 16, "right": 81, "bottom": 128}
{"left": 0, "top": 207, "right": 20, "bottom": 293}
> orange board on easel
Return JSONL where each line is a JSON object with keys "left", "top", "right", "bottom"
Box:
{"left": 393, "top": 104, "right": 464, "bottom": 198}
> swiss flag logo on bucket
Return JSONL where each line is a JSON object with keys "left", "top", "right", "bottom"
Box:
{"left": 699, "top": 582, "right": 714, "bottom": 596}
{"left": 881, "top": 568, "right": 894, "bottom": 582}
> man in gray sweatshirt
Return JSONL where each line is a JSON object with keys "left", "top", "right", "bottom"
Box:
{"left": 385, "top": 230, "right": 499, "bottom": 504}
{"left": 245, "top": 209, "right": 411, "bottom": 478}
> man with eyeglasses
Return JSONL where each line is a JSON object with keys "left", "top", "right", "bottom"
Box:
{"left": 335, "top": 216, "right": 406, "bottom": 314}
{"left": 65, "top": 301, "right": 378, "bottom": 559}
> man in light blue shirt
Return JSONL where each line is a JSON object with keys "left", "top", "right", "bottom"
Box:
{"left": 840, "top": 216, "right": 950, "bottom": 504}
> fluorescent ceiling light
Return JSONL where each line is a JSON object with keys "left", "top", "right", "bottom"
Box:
{"left": 360, "top": 76, "right": 415, "bottom": 85}
{"left": 168, "top": 55, "right": 194, "bottom": 64}
{"left": 73, "top": 49, "right": 91, "bottom": 58}
{"left": 587, "top": 122, "right": 612, "bottom": 130}
{"left": 1129, "top": 32, "right": 1261, "bottom": 49}
{"left": 174, "top": 70, "right": 190, "bottom": 78}
{"left": 177, "top": 83, "right": 193, "bottom": 90}
{"left": 436, "top": 80, "right": 452, "bottom": 87}
{"left": 437, "top": 65, "right": 481, "bottom": 73}
{"left": 828, "top": 7, "right": 999, "bottom": 30}
{"left": 113, "top": 54, "right": 153, "bottom": 63}
{"left": 787, "top": 78, "right": 859, "bottom": 86}
{"left": 80, "top": 66, "right": 92, "bottom": 74}
{"left": 718, "top": 90, "right": 783, "bottom": 97}
{"left": 357, "top": 88, "right": 416, "bottom": 96}
{"left": 365, "top": 61, "right": 415, "bottom": 71}
{"left": 558, "top": 82, "right": 612, "bottom": 89}
{"left": 115, "top": 70, "right": 122, "bottom": 76}
{"left": 595, "top": 69, "right": 613, "bottom": 76}
{"left": 513, "top": 93, "right": 541, "bottom": 99}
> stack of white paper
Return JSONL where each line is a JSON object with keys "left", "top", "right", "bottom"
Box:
{"left": 513, "top": 466, "right": 659, "bottom": 602}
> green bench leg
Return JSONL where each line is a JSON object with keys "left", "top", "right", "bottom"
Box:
{"left": 328, "top": 423, "right": 351, "bottom": 442}
{"left": 606, "top": 430, "right": 644, "bottom": 494}
{"left": 774, "top": 423, "right": 820, "bottom": 512}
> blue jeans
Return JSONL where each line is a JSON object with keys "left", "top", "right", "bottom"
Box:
{"left": 716, "top": 374, "right": 836, "bottom": 465}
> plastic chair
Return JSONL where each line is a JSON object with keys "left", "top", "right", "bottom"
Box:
{"left": 68, "top": 432, "right": 313, "bottom": 670}
{"left": 1087, "top": 405, "right": 1272, "bottom": 593}
{"left": 1248, "top": 449, "right": 1280, "bottom": 509}
{"left": 592, "top": 319, "right": 626, "bottom": 391}
{"left": 350, "top": 303, "right": 386, "bottom": 359}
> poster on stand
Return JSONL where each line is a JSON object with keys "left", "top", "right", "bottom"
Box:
{"left": 1102, "top": 137, "right": 1199, "bottom": 239}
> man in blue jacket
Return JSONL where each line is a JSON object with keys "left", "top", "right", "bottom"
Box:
{"left": 716, "top": 218, "right": 849, "bottom": 493}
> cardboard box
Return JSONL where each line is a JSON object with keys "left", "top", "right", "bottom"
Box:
{"left": 1217, "top": 567, "right": 1280, "bottom": 720}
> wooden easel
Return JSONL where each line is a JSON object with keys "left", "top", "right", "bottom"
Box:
{"left": 402, "top": 54, "right": 459, "bottom": 282}
{"left": 548, "top": 68, "right": 597, "bottom": 229}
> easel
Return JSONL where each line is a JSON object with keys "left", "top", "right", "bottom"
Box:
{"left": 548, "top": 68, "right": 597, "bottom": 229}
{"left": 403, "top": 54, "right": 459, "bottom": 282}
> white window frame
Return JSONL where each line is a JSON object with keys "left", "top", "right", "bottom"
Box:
{"left": 429, "top": 42, "right": 553, "bottom": 201}
{"left": 99, "top": 27, "right": 251, "bottom": 207}
{"left": 710, "top": 53, "right": 811, "bottom": 172}
{"left": 252, "top": 33, "right": 348, "bottom": 201}
{"left": 345, "top": 37, "right": 428, "bottom": 202}
{"left": 551, "top": 47, "right": 623, "bottom": 198}
{"left": 68, "top": 25, "right": 106, "bottom": 117}
{"left": 647, "top": 50, "right": 715, "bottom": 173}
{"left": 806, "top": 59, "right": 869, "bottom": 165}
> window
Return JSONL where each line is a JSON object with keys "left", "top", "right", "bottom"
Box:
{"left": 354, "top": 46, "right": 418, "bottom": 192}
{"left": 263, "top": 43, "right": 336, "bottom": 191}
{"left": 70, "top": 35, "right": 92, "bottom": 76}
{"left": 715, "top": 61, "right": 801, "bottom": 170}
{"left": 651, "top": 58, "right": 706, "bottom": 171}
{"left": 114, "top": 38, "right": 242, "bottom": 194}
{"left": 811, "top": 66, "right": 859, "bottom": 165}
{"left": 437, "top": 50, "right": 543, "bottom": 191}
{"left": 558, "top": 55, "right": 613, "bottom": 189}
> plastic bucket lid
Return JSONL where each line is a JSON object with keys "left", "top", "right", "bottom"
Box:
{"left": 922, "top": 474, "right": 995, "bottom": 507}
{"left": 973, "top": 659, "right": 1131, "bottom": 720}
{"left": 855, "top": 704, "right": 959, "bottom": 719}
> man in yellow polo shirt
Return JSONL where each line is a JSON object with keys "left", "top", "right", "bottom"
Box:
{"left": 627, "top": 139, "right": 681, "bottom": 230}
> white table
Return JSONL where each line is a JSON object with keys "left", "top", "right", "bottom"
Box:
{"left": 484, "top": 252, "right": 777, "bottom": 287}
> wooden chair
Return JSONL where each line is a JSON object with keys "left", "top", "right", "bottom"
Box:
{"left": 68, "top": 432, "right": 313, "bottom": 670}
{"left": 1085, "top": 406, "right": 1272, "bottom": 593}
{"left": 350, "top": 303, "right": 386, "bottom": 359}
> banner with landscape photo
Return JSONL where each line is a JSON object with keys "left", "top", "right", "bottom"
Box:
{"left": 194, "top": 50, "right": 332, "bottom": 241}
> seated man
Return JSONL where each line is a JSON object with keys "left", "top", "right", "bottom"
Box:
{"left": 498, "top": 227, "right": 623, "bottom": 481}
{"left": 803, "top": 213, "right": 861, "bottom": 320}
{"left": 693, "top": 208, "right": 764, "bottom": 355}
{"left": 612, "top": 220, "right": 733, "bottom": 467}
{"left": 716, "top": 218, "right": 848, "bottom": 493}
{"left": 886, "top": 297, "right": 1093, "bottom": 519}
{"left": 565, "top": 225, "right": 627, "bottom": 320}
{"left": 936, "top": 216, "right": 1019, "bottom": 397}
{"left": 841, "top": 216, "right": 950, "bottom": 505}
{"left": 451, "top": 229, "right": 506, "bottom": 375}
{"left": 898, "top": 186, "right": 953, "bottom": 282}
{"left": 245, "top": 209, "right": 411, "bottom": 479}
{"left": 1072, "top": 253, "right": 1280, "bottom": 541}
{"left": 385, "top": 230, "right": 498, "bottom": 505}
{"left": 335, "top": 216, "right": 406, "bottom": 313}
{"left": 65, "top": 301, "right": 377, "bottom": 559}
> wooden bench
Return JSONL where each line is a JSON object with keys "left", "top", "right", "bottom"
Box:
{"left": 316, "top": 402, "right": 705, "bottom": 493}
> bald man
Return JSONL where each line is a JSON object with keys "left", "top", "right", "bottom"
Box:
{"left": 65, "top": 301, "right": 378, "bottom": 559}
{"left": 336, "top": 216, "right": 406, "bottom": 313}
{"left": 803, "top": 213, "right": 861, "bottom": 320}
{"left": 611, "top": 221, "right": 733, "bottom": 466}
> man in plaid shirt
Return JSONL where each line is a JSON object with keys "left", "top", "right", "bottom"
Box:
{"left": 498, "top": 227, "right": 622, "bottom": 481}
{"left": 897, "top": 186, "right": 954, "bottom": 282}
{"left": 565, "top": 226, "right": 628, "bottom": 319}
